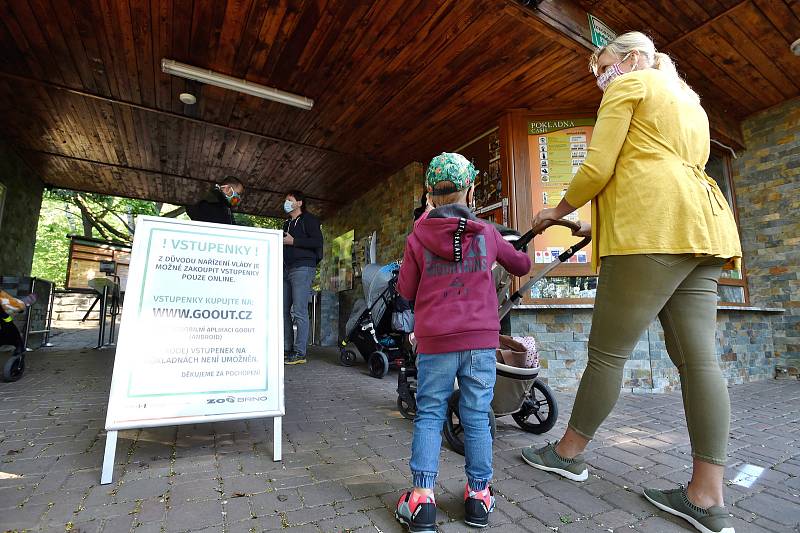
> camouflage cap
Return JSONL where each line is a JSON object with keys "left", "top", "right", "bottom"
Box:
{"left": 425, "top": 152, "right": 478, "bottom": 193}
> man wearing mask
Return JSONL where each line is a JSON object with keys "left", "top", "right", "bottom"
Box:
{"left": 186, "top": 177, "right": 244, "bottom": 224}
{"left": 282, "top": 190, "right": 323, "bottom": 365}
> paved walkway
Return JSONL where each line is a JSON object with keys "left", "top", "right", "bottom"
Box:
{"left": 1, "top": 325, "right": 799, "bottom": 533}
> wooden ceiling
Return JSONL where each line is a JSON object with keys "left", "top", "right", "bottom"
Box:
{"left": 575, "top": 0, "right": 800, "bottom": 127}
{"left": 0, "top": 1, "right": 797, "bottom": 218}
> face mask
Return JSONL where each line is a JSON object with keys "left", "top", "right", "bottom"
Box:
{"left": 283, "top": 200, "right": 295, "bottom": 213}
{"left": 596, "top": 52, "right": 633, "bottom": 92}
{"left": 218, "top": 185, "right": 241, "bottom": 207}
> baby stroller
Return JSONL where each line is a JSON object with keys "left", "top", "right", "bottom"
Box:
{"left": 340, "top": 263, "right": 415, "bottom": 379}
{"left": 0, "top": 305, "right": 27, "bottom": 382}
{"left": 397, "top": 219, "right": 591, "bottom": 455}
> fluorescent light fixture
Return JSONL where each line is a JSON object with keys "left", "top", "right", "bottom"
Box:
{"left": 161, "top": 59, "right": 314, "bottom": 110}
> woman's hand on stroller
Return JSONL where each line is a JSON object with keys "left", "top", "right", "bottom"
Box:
{"left": 572, "top": 221, "right": 591, "bottom": 237}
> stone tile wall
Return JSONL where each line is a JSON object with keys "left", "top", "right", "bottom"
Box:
{"left": 732, "top": 97, "right": 799, "bottom": 367}
{"left": 0, "top": 143, "right": 44, "bottom": 276}
{"left": 317, "top": 162, "right": 424, "bottom": 345}
{"left": 510, "top": 308, "right": 780, "bottom": 392}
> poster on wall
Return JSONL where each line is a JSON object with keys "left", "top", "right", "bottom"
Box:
{"left": 528, "top": 118, "right": 595, "bottom": 268}
{"left": 101, "top": 216, "right": 284, "bottom": 483}
{"left": 327, "top": 230, "right": 354, "bottom": 292}
{"left": 352, "top": 231, "right": 377, "bottom": 278}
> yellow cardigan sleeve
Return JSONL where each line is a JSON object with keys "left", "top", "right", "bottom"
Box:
{"left": 564, "top": 75, "right": 646, "bottom": 208}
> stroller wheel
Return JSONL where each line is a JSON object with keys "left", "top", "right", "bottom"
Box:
{"left": 368, "top": 351, "right": 389, "bottom": 379}
{"left": 2, "top": 355, "right": 25, "bottom": 382}
{"left": 340, "top": 349, "right": 358, "bottom": 367}
{"left": 443, "top": 389, "right": 496, "bottom": 456}
{"left": 397, "top": 397, "right": 416, "bottom": 420}
{"left": 512, "top": 379, "right": 559, "bottom": 434}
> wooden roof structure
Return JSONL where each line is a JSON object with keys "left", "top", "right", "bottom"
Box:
{"left": 0, "top": 1, "right": 797, "bottom": 218}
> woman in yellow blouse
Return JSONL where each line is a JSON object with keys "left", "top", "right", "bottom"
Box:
{"left": 521, "top": 32, "right": 740, "bottom": 533}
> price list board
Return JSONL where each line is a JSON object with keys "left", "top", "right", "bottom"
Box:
{"left": 528, "top": 118, "right": 595, "bottom": 272}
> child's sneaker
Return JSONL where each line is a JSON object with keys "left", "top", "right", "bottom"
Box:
{"left": 20, "top": 294, "right": 37, "bottom": 306}
{"left": 464, "top": 484, "right": 495, "bottom": 528}
{"left": 395, "top": 490, "right": 437, "bottom": 532}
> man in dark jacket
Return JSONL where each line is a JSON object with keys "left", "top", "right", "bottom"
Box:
{"left": 186, "top": 177, "right": 245, "bottom": 224}
{"left": 282, "top": 190, "right": 323, "bottom": 365}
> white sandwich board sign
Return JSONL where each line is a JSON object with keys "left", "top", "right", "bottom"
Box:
{"left": 101, "top": 216, "right": 284, "bottom": 484}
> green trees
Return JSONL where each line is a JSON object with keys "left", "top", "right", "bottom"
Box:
{"left": 32, "top": 189, "right": 281, "bottom": 287}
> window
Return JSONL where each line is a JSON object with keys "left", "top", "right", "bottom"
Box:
{"left": 705, "top": 151, "right": 747, "bottom": 304}
{"left": 526, "top": 150, "right": 748, "bottom": 305}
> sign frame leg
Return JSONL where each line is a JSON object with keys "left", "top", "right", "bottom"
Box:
{"left": 273, "top": 417, "right": 282, "bottom": 462}
{"left": 100, "top": 430, "right": 118, "bottom": 485}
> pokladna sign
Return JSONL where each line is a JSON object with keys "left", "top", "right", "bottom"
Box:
{"left": 101, "top": 216, "right": 284, "bottom": 484}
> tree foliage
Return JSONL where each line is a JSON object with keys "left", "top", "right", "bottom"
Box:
{"left": 32, "top": 189, "right": 282, "bottom": 287}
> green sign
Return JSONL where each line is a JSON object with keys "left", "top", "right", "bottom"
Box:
{"left": 588, "top": 14, "right": 616, "bottom": 48}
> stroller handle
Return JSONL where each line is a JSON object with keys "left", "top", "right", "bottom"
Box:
{"left": 513, "top": 219, "right": 583, "bottom": 251}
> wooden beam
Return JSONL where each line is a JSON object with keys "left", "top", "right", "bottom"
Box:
{"left": 504, "top": 0, "right": 594, "bottom": 52}
{"left": 19, "top": 148, "right": 341, "bottom": 206}
{"left": 0, "top": 71, "right": 391, "bottom": 168}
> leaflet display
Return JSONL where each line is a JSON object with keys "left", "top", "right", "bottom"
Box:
{"left": 528, "top": 118, "right": 595, "bottom": 268}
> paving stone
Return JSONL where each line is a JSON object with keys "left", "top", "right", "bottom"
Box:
{"left": 250, "top": 489, "right": 304, "bottom": 515}
{"left": 166, "top": 500, "right": 225, "bottom": 531}
{"left": 284, "top": 503, "right": 336, "bottom": 526}
{"left": 592, "top": 508, "right": 638, "bottom": 529}
{"left": 517, "top": 496, "right": 586, "bottom": 528}
{"left": 537, "top": 479, "right": 613, "bottom": 516}
{"left": 737, "top": 491, "right": 800, "bottom": 526}
{"left": 3, "top": 330, "right": 800, "bottom": 533}
{"left": 299, "top": 481, "right": 353, "bottom": 507}
{"left": 314, "top": 510, "right": 373, "bottom": 531}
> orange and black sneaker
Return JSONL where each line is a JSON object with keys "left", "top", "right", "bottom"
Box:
{"left": 395, "top": 490, "right": 437, "bottom": 532}
{"left": 464, "top": 484, "right": 495, "bottom": 528}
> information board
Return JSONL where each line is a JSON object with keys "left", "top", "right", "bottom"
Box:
{"left": 528, "top": 118, "right": 595, "bottom": 270}
{"left": 101, "top": 217, "right": 284, "bottom": 483}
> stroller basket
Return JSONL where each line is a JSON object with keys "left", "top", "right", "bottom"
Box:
{"left": 492, "top": 362, "right": 539, "bottom": 417}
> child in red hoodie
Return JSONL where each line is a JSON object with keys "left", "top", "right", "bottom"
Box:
{"left": 394, "top": 153, "right": 531, "bottom": 531}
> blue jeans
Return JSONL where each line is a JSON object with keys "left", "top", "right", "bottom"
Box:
{"left": 411, "top": 349, "right": 496, "bottom": 491}
{"left": 283, "top": 266, "right": 316, "bottom": 356}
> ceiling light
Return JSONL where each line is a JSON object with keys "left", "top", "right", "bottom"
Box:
{"left": 161, "top": 59, "right": 314, "bottom": 110}
{"left": 792, "top": 37, "right": 800, "bottom": 56}
{"left": 179, "top": 93, "right": 197, "bottom": 105}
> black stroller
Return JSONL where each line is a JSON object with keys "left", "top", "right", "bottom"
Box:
{"left": 339, "top": 263, "right": 415, "bottom": 379}
{"left": 397, "top": 219, "right": 591, "bottom": 455}
{"left": 1, "top": 307, "right": 26, "bottom": 382}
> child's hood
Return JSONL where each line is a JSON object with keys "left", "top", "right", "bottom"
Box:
{"left": 413, "top": 203, "right": 486, "bottom": 262}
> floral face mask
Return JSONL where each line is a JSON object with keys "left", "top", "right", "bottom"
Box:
{"left": 596, "top": 52, "right": 634, "bottom": 92}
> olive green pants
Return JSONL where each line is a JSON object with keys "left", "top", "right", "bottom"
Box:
{"left": 569, "top": 254, "right": 730, "bottom": 465}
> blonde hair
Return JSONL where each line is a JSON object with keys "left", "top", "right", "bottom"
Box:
{"left": 589, "top": 31, "right": 699, "bottom": 103}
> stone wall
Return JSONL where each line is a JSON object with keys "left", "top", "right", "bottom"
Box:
{"left": 732, "top": 97, "right": 800, "bottom": 366}
{"left": 0, "top": 144, "right": 44, "bottom": 276}
{"left": 317, "top": 162, "right": 424, "bottom": 344}
{"left": 510, "top": 307, "right": 780, "bottom": 392}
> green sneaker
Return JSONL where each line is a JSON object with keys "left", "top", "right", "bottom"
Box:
{"left": 643, "top": 486, "right": 734, "bottom": 533}
{"left": 521, "top": 441, "right": 588, "bottom": 482}
{"left": 284, "top": 352, "right": 306, "bottom": 365}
